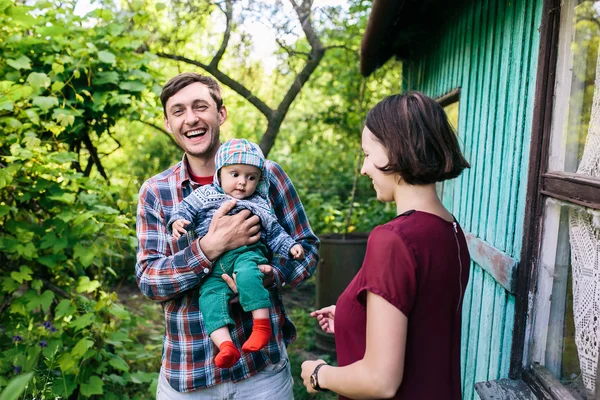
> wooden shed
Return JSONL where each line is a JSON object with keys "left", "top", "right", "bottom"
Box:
{"left": 360, "top": 0, "right": 600, "bottom": 398}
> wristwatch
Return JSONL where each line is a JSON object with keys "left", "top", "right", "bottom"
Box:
{"left": 309, "top": 362, "right": 328, "bottom": 392}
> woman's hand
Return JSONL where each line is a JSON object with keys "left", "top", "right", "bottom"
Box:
{"left": 301, "top": 359, "right": 327, "bottom": 394}
{"left": 310, "top": 305, "right": 336, "bottom": 334}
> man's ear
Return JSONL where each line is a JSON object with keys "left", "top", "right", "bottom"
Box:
{"left": 218, "top": 105, "right": 227, "bottom": 126}
{"left": 164, "top": 117, "right": 172, "bottom": 133}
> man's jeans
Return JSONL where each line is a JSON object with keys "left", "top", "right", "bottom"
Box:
{"left": 156, "top": 351, "right": 294, "bottom": 399}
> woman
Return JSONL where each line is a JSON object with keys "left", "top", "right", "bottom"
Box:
{"left": 301, "top": 92, "right": 471, "bottom": 399}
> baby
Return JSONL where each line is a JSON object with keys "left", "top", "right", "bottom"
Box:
{"left": 168, "top": 139, "right": 303, "bottom": 368}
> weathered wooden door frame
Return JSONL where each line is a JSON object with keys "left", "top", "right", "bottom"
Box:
{"left": 510, "top": 0, "right": 600, "bottom": 383}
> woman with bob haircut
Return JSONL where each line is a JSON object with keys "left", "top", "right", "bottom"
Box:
{"left": 301, "top": 91, "right": 471, "bottom": 399}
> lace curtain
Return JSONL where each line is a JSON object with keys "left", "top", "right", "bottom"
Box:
{"left": 569, "top": 46, "right": 600, "bottom": 394}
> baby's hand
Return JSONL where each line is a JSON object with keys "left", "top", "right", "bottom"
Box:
{"left": 172, "top": 219, "right": 190, "bottom": 239}
{"left": 290, "top": 244, "right": 304, "bottom": 260}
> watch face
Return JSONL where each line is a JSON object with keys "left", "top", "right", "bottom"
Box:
{"left": 310, "top": 374, "right": 317, "bottom": 389}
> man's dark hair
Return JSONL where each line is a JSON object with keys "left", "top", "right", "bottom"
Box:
{"left": 160, "top": 72, "right": 223, "bottom": 116}
{"left": 365, "top": 91, "right": 470, "bottom": 185}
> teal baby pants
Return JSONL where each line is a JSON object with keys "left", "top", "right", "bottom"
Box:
{"left": 200, "top": 242, "right": 272, "bottom": 336}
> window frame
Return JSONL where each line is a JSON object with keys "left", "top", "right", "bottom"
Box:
{"left": 511, "top": 0, "right": 600, "bottom": 398}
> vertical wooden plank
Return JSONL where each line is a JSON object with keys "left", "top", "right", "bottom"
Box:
{"left": 496, "top": 0, "right": 525, "bottom": 254}
{"left": 488, "top": 283, "right": 508, "bottom": 380}
{"left": 452, "top": 4, "right": 469, "bottom": 218}
{"left": 461, "top": 0, "right": 484, "bottom": 234}
{"left": 457, "top": 1, "right": 475, "bottom": 226}
{"left": 464, "top": 265, "right": 484, "bottom": 400}
{"left": 461, "top": 261, "right": 476, "bottom": 388}
{"left": 507, "top": 0, "right": 535, "bottom": 257}
{"left": 474, "top": 273, "right": 497, "bottom": 384}
{"left": 486, "top": 0, "right": 513, "bottom": 245}
{"left": 500, "top": 294, "right": 516, "bottom": 375}
{"left": 471, "top": 0, "right": 494, "bottom": 238}
{"left": 512, "top": 0, "right": 543, "bottom": 257}
{"left": 478, "top": 0, "right": 501, "bottom": 241}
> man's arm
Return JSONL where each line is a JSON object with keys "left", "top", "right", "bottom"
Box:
{"left": 135, "top": 181, "right": 212, "bottom": 302}
{"left": 136, "top": 182, "right": 263, "bottom": 302}
{"left": 267, "top": 161, "right": 320, "bottom": 287}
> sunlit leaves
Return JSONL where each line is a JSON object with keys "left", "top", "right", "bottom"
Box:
{"left": 6, "top": 55, "right": 31, "bottom": 70}
{"left": 98, "top": 50, "right": 117, "bottom": 65}
{"left": 26, "top": 72, "right": 51, "bottom": 90}
{"left": 10, "top": 266, "right": 32, "bottom": 283}
{"left": 31, "top": 96, "right": 58, "bottom": 112}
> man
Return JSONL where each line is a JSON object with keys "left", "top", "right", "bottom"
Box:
{"left": 135, "top": 72, "right": 319, "bottom": 399}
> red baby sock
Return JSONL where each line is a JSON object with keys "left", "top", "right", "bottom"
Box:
{"left": 242, "top": 318, "right": 272, "bottom": 352}
{"left": 215, "top": 341, "right": 241, "bottom": 368}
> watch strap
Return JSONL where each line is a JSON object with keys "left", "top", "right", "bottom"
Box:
{"left": 311, "top": 362, "right": 328, "bottom": 392}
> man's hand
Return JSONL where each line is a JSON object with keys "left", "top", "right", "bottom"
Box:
{"left": 172, "top": 219, "right": 190, "bottom": 239}
{"left": 289, "top": 244, "right": 304, "bottom": 260}
{"left": 199, "top": 200, "right": 261, "bottom": 261}
{"left": 222, "top": 264, "right": 275, "bottom": 296}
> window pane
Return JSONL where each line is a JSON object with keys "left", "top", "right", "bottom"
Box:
{"left": 529, "top": 198, "right": 600, "bottom": 398}
{"left": 548, "top": 0, "right": 600, "bottom": 178}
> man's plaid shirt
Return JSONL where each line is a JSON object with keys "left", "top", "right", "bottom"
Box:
{"left": 135, "top": 155, "right": 320, "bottom": 393}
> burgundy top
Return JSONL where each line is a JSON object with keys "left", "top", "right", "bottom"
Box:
{"left": 334, "top": 210, "right": 470, "bottom": 400}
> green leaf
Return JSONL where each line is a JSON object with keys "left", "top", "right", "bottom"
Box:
{"left": 10, "top": 266, "right": 32, "bottom": 283}
{"left": 119, "top": 80, "right": 145, "bottom": 92}
{"left": 93, "top": 71, "right": 119, "bottom": 85}
{"left": 97, "top": 50, "right": 116, "bottom": 64}
{"left": 0, "top": 95, "right": 13, "bottom": 111}
{"left": 55, "top": 299, "right": 75, "bottom": 320}
{"left": 7, "top": 55, "right": 31, "bottom": 70}
{"left": 26, "top": 72, "right": 51, "bottom": 89}
{"left": 37, "top": 253, "right": 67, "bottom": 268}
{"left": 55, "top": 112, "right": 75, "bottom": 127}
{"left": 80, "top": 375, "right": 103, "bottom": 397}
{"left": 70, "top": 313, "right": 95, "bottom": 331}
{"left": 51, "top": 374, "right": 76, "bottom": 397}
{"left": 72, "top": 338, "right": 94, "bottom": 358}
{"left": 32, "top": 96, "right": 58, "bottom": 111}
{"left": 51, "top": 80, "right": 64, "bottom": 92}
{"left": 74, "top": 243, "right": 96, "bottom": 267}
{"left": 108, "top": 356, "right": 129, "bottom": 372}
{"left": 24, "top": 109, "right": 39, "bottom": 124}
{"left": 47, "top": 192, "right": 76, "bottom": 204}
{"left": 39, "top": 290, "right": 55, "bottom": 313}
{"left": 57, "top": 353, "right": 77, "bottom": 373}
{"left": 76, "top": 276, "right": 100, "bottom": 293}
{"left": 131, "top": 371, "right": 156, "bottom": 384}
{"left": 155, "top": 2, "right": 166, "bottom": 11}
{"left": 0, "top": 372, "right": 34, "bottom": 400}
{"left": 1, "top": 277, "right": 19, "bottom": 293}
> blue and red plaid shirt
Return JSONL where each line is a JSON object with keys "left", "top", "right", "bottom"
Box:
{"left": 135, "top": 154, "right": 319, "bottom": 393}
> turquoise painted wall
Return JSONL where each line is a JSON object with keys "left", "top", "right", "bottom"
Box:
{"left": 402, "top": 0, "right": 543, "bottom": 398}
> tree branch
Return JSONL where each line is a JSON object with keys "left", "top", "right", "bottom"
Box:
{"left": 276, "top": 37, "right": 311, "bottom": 57}
{"left": 324, "top": 44, "right": 355, "bottom": 52}
{"left": 81, "top": 132, "right": 109, "bottom": 180}
{"left": 210, "top": 0, "right": 233, "bottom": 70}
{"left": 138, "top": 120, "right": 181, "bottom": 149}
{"left": 157, "top": 52, "right": 274, "bottom": 119}
{"left": 259, "top": 0, "right": 325, "bottom": 154}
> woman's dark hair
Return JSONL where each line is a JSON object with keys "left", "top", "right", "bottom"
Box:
{"left": 160, "top": 72, "right": 223, "bottom": 116}
{"left": 365, "top": 91, "right": 470, "bottom": 185}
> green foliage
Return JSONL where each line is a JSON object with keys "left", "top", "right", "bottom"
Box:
{"left": 0, "top": 1, "right": 161, "bottom": 398}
